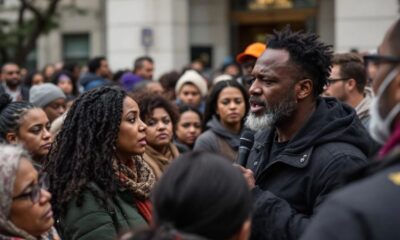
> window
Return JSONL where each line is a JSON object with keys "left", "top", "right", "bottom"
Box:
{"left": 63, "top": 33, "right": 90, "bottom": 65}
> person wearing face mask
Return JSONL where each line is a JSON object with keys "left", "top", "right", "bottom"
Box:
{"left": 0, "top": 144, "right": 60, "bottom": 240}
{"left": 300, "top": 19, "right": 400, "bottom": 240}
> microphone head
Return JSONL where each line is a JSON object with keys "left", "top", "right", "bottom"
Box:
{"left": 240, "top": 131, "right": 254, "bottom": 149}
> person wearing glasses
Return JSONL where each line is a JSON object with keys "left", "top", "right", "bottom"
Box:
{"left": 0, "top": 144, "right": 60, "bottom": 240}
{"left": 0, "top": 93, "right": 52, "bottom": 170}
{"left": 323, "top": 53, "right": 373, "bottom": 128}
{"left": 0, "top": 63, "right": 30, "bottom": 102}
{"left": 237, "top": 26, "right": 375, "bottom": 240}
{"left": 300, "top": 19, "right": 400, "bottom": 240}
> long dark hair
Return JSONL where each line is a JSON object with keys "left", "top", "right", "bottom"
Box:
{"left": 46, "top": 86, "right": 127, "bottom": 217}
{"left": 203, "top": 80, "right": 249, "bottom": 129}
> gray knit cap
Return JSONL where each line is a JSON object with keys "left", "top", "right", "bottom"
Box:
{"left": 29, "top": 83, "right": 66, "bottom": 107}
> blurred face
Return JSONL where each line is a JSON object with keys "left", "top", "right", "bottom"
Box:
{"left": 10, "top": 158, "right": 53, "bottom": 237}
{"left": 98, "top": 60, "right": 110, "bottom": 78}
{"left": 31, "top": 74, "right": 44, "bottom": 86}
{"left": 11, "top": 109, "right": 52, "bottom": 159}
{"left": 136, "top": 60, "right": 154, "bottom": 80}
{"left": 43, "top": 98, "right": 66, "bottom": 123}
{"left": 43, "top": 66, "right": 55, "bottom": 81}
{"left": 323, "top": 64, "right": 348, "bottom": 101}
{"left": 145, "top": 108, "right": 173, "bottom": 150}
{"left": 175, "top": 111, "right": 202, "bottom": 146}
{"left": 2, "top": 64, "right": 21, "bottom": 88}
{"left": 224, "top": 64, "right": 240, "bottom": 77}
{"left": 57, "top": 75, "right": 73, "bottom": 95}
{"left": 217, "top": 87, "right": 246, "bottom": 128}
{"left": 116, "top": 97, "right": 147, "bottom": 158}
{"left": 178, "top": 83, "right": 202, "bottom": 107}
{"left": 147, "top": 82, "right": 164, "bottom": 95}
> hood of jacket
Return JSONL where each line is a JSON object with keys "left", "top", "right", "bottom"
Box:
{"left": 206, "top": 115, "right": 242, "bottom": 148}
{"left": 261, "top": 97, "right": 374, "bottom": 157}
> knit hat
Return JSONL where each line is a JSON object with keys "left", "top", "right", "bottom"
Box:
{"left": 29, "top": 83, "right": 66, "bottom": 107}
{"left": 120, "top": 72, "right": 142, "bottom": 91}
{"left": 175, "top": 70, "right": 208, "bottom": 97}
{"left": 236, "top": 42, "right": 266, "bottom": 64}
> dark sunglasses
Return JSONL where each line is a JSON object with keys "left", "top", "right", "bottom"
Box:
{"left": 363, "top": 54, "right": 400, "bottom": 64}
{"left": 12, "top": 174, "right": 49, "bottom": 204}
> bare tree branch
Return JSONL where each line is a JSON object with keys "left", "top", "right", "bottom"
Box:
{"left": 15, "top": 0, "right": 61, "bottom": 66}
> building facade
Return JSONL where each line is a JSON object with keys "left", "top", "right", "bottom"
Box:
{"left": 13, "top": 0, "right": 399, "bottom": 77}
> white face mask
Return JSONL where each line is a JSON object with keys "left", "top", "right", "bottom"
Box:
{"left": 369, "top": 68, "right": 400, "bottom": 144}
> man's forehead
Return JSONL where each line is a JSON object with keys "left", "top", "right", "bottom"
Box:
{"left": 2, "top": 64, "right": 19, "bottom": 72}
{"left": 254, "top": 49, "right": 290, "bottom": 71}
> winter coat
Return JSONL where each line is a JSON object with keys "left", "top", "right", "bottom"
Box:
{"left": 194, "top": 115, "right": 242, "bottom": 161}
{"left": 301, "top": 146, "right": 400, "bottom": 240}
{"left": 79, "top": 72, "right": 111, "bottom": 91}
{"left": 246, "top": 97, "right": 376, "bottom": 240}
{"left": 59, "top": 182, "right": 147, "bottom": 240}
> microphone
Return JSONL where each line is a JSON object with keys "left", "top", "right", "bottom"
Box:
{"left": 236, "top": 131, "right": 254, "bottom": 167}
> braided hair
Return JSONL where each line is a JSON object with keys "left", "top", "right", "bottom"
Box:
{"left": 0, "top": 93, "right": 35, "bottom": 142}
{"left": 45, "top": 86, "right": 127, "bottom": 217}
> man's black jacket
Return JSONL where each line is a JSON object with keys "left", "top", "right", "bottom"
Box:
{"left": 246, "top": 97, "right": 375, "bottom": 240}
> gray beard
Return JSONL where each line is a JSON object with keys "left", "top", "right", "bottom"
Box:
{"left": 245, "top": 95, "right": 297, "bottom": 132}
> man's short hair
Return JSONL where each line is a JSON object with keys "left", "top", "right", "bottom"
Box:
{"left": 332, "top": 53, "right": 366, "bottom": 93}
{"left": 1, "top": 62, "right": 18, "bottom": 73}
{"left": 267, "top": 26, "right": 333, "bottom": 97}
{"left": 133, "top": 56, "right": 153, "bottom": 72}
{"left": 87, "top": 56, "right": 106, "bottom": 73}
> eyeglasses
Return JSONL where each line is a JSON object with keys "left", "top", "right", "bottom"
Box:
{"left": 12, "top": 175, "right": 49, "bottom": 204}
{"left": 326, "top": 77, "right": 350, "bottom": 86}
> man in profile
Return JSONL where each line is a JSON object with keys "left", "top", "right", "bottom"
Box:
{"left": 240, "top": 27, "right": 374, "bottom": 240}
{"left": 323, "top": 53, "right": 372, "bottom": 128}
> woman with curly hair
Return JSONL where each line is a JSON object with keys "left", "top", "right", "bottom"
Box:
{"left": 0, "top": 93, "right": 52, "bottom": 170}
{"left": 194, "top": 80, "right": 249, "bottom": 161}
{"left": 46, "top": 86, "right": 155, "bottom": 240}
{"left": 133, "top": 94, "right": 179, "bottom": 180}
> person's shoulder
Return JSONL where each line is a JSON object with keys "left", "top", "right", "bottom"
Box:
{"left": 329, "top": 162, "right": 400, "bottom": 209}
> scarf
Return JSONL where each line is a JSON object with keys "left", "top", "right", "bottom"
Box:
{"left": 143, "top": 143, "right": 180, "bottom": 180}
{"left": 113, "top": 155, "right": 156, "bottom": 224}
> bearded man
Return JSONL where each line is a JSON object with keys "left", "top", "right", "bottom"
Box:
{"left": 240, "top": 27, "right": 376, "bottom": 240}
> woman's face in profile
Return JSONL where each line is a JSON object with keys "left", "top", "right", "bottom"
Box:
{"left": 116, "top": 97, "right": 148, "bottom": 158}
{"left": 9, "top": 158, "right": 54, "bottom": 237}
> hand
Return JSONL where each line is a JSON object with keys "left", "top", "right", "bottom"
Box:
{"left": 234, "top": 164, "right": 256, "bottom": 189}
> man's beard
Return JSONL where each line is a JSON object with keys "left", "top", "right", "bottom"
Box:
{"left": 245, "top": 92, "right": 297, "bottom": 131}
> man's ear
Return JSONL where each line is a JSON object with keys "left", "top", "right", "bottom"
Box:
{"left": 346, "top": 78, "right": 357, "bottom": 91}
{"left": 6, "top": 132, "right": 18, "bottom": 144}
{"left": 295, "top": 79, "right": 313, "bottom": 100}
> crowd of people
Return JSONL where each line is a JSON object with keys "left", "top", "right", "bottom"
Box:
{"left": 1, "top": 17, "right": 400, "bottom": 240}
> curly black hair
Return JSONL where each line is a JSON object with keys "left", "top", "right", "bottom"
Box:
{"left": 267, "top": 25, "right": 333, "bottom": 97}
{"left": 132, "top": 93, "right": 179, "bottom": 132}
{"left": 0, "top": 93, "right": 35, "bottom": 142}
{"left": 203, "top": 80, "right": 249, "bottom": 130}
{"left": 45, "top": 86, "right": 127, "bottom": 218}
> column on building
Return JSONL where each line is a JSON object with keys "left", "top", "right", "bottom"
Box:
{"left": 106, "top": 0, "right": 189, "bottom": 79}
